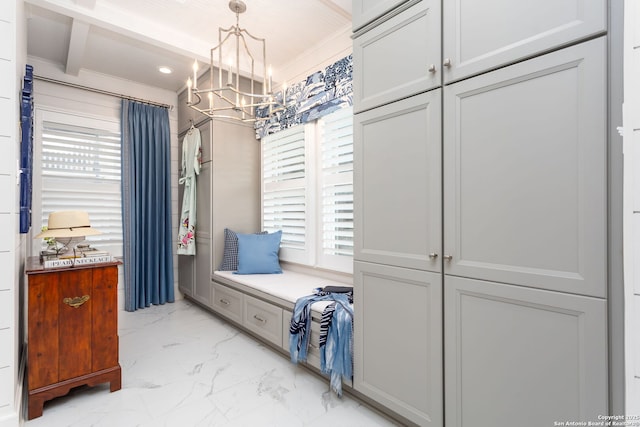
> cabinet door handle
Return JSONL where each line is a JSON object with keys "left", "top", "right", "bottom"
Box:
{"left": 63, "top": 295, "right": 90, "bottom": 308}
{"left": 253, "top": 314, "right": 266, "bottom": 323}
{"left": 428, "top": 64, "right": 436, "bottom": 73}
{"left": 219, "top": 298, "right": 230, "bottom": 306}
{"left": 443, "top": 255, "right": 453, "bottom": 261}
{"left": 428, "top": 253, "right": 438, "bottom": 259}
{"left": 443, "top": 58, "right": 452, "bottom": 68}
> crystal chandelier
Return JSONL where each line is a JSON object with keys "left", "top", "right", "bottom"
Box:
{"left": 185, "top": 0, "right": 286, "bottom": 122}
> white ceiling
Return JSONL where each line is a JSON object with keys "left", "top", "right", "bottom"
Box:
{"left": 24, "top": 0, "right": 352, "bottom": 92}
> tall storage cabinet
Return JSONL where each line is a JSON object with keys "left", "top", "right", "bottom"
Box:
{"left": 352, "top": 0, "right": 610, "bottom": 426}
{"left": 177, "top": 86, "right": 260, "bottom": 309}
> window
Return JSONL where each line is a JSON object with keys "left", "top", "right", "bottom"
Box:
{"left": 261, "top": 107, "right": 353, "bottom": 273}
{"left": 34, "top": 110, "right": 123, "bottom": 256}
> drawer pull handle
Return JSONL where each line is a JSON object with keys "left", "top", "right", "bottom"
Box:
{"left": 443, "top": 58, "right": 452, "bottom": 68}
{"left": 443, "top": 255, "right": 453, "bottom": 261}
{"left": 428, "top": 253, "right": 438, "bottom": 259}
{"left": 428, "top": 64, "right": 436, "bottom": 73}
{"left": 253, "top": 314, "right": 266, "bottom": 323}
{"left": 219, "top": 299, "right": 230, "bottom": 306}
{"left": 63, "top": 295, "right": 90, "bottom": 308}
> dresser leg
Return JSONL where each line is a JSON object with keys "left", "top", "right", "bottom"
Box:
{"left": 109, "top": 366, "right": 122, "bottom": 392}
{"left": 27, "top": 395, "right": 45, "bottom": 420}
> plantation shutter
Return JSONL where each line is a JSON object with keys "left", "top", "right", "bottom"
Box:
{"left": 41, "top": 121, "right": 123, "bottom": 255}
{"left": 319, "top": 107, "right": 354, "bottom": 262}
{"left": 262, "top": 124, "right": 309, "bottom": 261}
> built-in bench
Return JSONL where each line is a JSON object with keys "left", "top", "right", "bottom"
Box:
{"left": 210, "top": 267, "right": 353, "bottom": 379}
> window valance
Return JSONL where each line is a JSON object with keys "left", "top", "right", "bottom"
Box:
{"left": 255, "top": 54, "right": 352, "bottom": 139}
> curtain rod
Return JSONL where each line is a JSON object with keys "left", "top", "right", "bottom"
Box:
{"left": 33, "top": 75, "right": 174, "bottom": 111}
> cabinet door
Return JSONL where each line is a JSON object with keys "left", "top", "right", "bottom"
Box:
{"left": 178, "top": 255, "right": 194, "bottom": 297}
{"left": 442, "top": 0, "right": 606, "bottom": 83}
{"left": 444, "top": 276, "right": 607, "bottom": 427}
{"left": 355, "top": 90, "right": 441, "bottom": 272}
{"left": 92, "top": 265, "right": 119, "bottom": 371}
{"left": 211, "top": 119, "right": 260, "bottom": 270}
{"left": 352, "top": 0, "right": 409, "bottom": 31}
{"left": 194, "top": 235, "right": 212, "bottom": 306}
{"left": 193, "top": 159, "right": 212, "bottom": 306}
{"left": 354, "top": 261, "right": 442, "bottom": 426}
{"left": 353, "top": 0, "right": 440, "bottom": 112}
{"left": 443, "top": 38, "right": 606, "bottom": 297}
{"left": 58, "top": 269, "right": 93, "bottom": 381}
{"left": 28, "top": 273, "right": 60, "bottom": 389}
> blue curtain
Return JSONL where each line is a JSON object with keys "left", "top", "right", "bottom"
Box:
{"left": 121, "top": 100, "right": 175, "bottom": 312}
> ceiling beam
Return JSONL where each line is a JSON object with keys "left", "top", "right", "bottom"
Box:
{"left": 25, "top": 0, "right": 211, "bottom": 64}
{"left": 65, "top": 19, "right": 91, "bottom": 76}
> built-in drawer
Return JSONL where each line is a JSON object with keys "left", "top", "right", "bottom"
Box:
{"left": 211, "top": 282, "right": 243, "bottom": 324}
{"left": 243, "top": 295, "right": 283, "bottom": 347}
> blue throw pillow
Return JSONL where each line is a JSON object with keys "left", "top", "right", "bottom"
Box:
{"left": 235, "top": 230, "right": 283, "bottom": 274}
{"left": 219, "top": 228, "right": 267, "bottom": 271}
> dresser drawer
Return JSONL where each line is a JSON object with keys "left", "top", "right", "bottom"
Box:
{"left": 243, "top": 295, "right": 282, "bottom": 347}
{"left": 211, "top": 282, "right": 243, "bottom": 324}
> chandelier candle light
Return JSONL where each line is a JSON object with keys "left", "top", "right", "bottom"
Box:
{"left": 186, "top": 0, "right": 286, "bottom": 122}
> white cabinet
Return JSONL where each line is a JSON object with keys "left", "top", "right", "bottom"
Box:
{"left": 443, "top": 38, "right": 607, "bottom": 298}
{"left": 177, "top": 88, "right": 260, "bottom": 308}
{"left": 352, "top": 0, "right": 410, "bottom": 31}
{"left": 352, "top": 1, "right": 609, "bottom": 425}
{"left": 442, "top": 0, "right": 606, "bottom": 83}
{"left": 192, "top": 160, "right": 213, "bottom": 305}
{"left": 353, "top": 261, "right": 442, "bottom": 426}
{"left": 353, "top": 0, "right": 440, "bottom": 112}
{"left": 444, "top": 276, "right": 607, "bottom": 427}
{"left": 354, "top": 89, "right": 441, "bottom": 273}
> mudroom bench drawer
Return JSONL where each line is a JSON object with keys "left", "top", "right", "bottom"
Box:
{"left": 243, "top": 294, "right": 283, "bottom": 346}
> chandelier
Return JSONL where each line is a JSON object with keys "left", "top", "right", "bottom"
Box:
{"left": 185, "top": 0, "right": 286, "bottom": 122}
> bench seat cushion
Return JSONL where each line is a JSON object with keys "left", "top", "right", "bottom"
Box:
{"left": 213, "top": 269, "right": 351, "bottom": 313}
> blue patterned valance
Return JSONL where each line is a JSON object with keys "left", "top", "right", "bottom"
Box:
{"left": 255, "top": 54, "right": 352, "bottom": 139}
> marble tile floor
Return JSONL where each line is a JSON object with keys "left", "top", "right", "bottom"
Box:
{"left": 25, "top": 299, "right": 400, "bottom": 427}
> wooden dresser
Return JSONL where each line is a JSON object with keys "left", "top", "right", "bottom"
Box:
{"left": 25, "top": 257, "right": 122, "bottom": 420}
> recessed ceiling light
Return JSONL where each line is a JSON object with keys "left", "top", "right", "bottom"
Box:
{"left": 158, "top": 66, "right": 173, "bottom": 74}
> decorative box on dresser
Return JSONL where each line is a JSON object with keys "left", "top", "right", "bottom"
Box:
{"left": 25, "top": 257, "right": 121, "bottom": 420}
{"left": 352, "top": 0, "right": 612, "bottom": 426}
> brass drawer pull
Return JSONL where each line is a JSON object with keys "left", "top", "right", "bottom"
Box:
{"left": 253, "top": 314, "right": 266, "bottom": 323}
{"left": 63, "top": 295, "right": 90, "bottom": 308}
